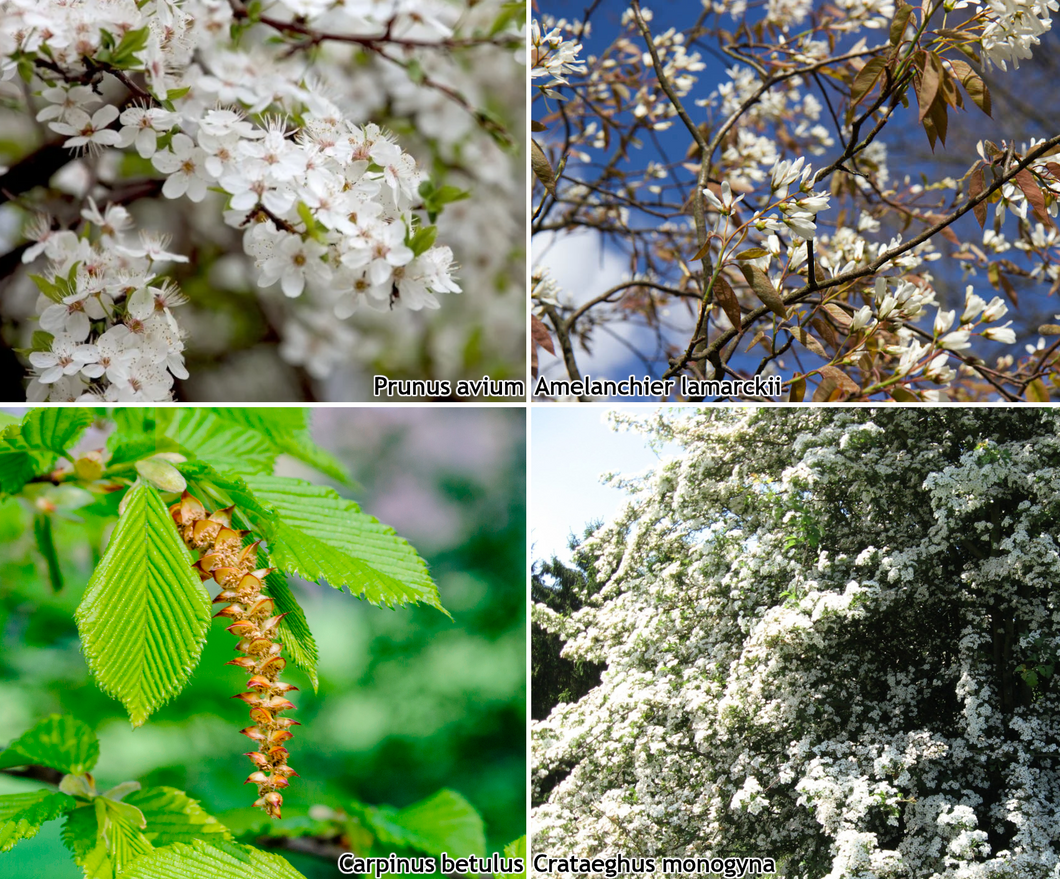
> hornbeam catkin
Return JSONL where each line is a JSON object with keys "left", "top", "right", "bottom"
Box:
{"left": 170, "top": 491, "right": 298, "bottom": 819}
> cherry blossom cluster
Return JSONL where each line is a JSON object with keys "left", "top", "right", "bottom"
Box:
{"left": 22, "top": 200, "right": 189, "bottom": 402}
{"left": 533, "top": 408, "right": 1060, "bottom": 878}
{"left": 0, "top": 0, "right": 524, "bottom": 396}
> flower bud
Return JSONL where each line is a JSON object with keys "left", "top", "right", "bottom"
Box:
{"left": 240, "top": 727, "right": 267, "bottom": 742}
{"left": 245, "top": 771, "right": 270, "bottom": 786}
{"left": 245, "top": 752, "right": 270, "bottom": 769}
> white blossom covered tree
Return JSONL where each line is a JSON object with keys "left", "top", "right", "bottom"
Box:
{"left": 0, "top": 0, "right": 525, "bottom": 401}
{"left": 533, "top": 408, "right": 1060, "bottom": 877}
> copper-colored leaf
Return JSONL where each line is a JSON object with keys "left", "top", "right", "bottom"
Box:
{"left": 1013, "top": 168, "right": 1056, "bottom": 229}
{"left": 822, "top": 303, "right": 852, "bottom": 330}
{"left": 890, "top": 387, "right": 920, "bottom": 402}
{"left": 531, "top": 139, "right": 557, "bottom": 197}
{"left": 733, "top": 247, "right": 768, "bottom": 260}
{"left": 713, "top": 274, "right": 743, "bottom": 331}
{"left": 531, "top": 120, "right": 547, "bottom": 132}
{"left": 889, "top": 2, "right": 914, "bottom": 46}
{"left": 792, "top": 327, "right": 827, "bottom": 358}
{"left": 530, "top": 315, "right": 555, "bottom": 377}
{"left": 948, "top": 57, "right": 991, "bottom": 116}
{"left": 531, "top": 314, "right": 556, "bottom": 357}
{"left": 925, "top": 90, "right": 948, "bottom": 148}
{"left": 691, "top": 237, "right": 713, "bottom": 262}
{"left": 1038, "top": 324, "right": 1060, "bottom": 335}
{"left": 916, "top": 53, "right": 942, "bottom": 123}
{"left": 850, "top": 56, "right": 888, "bottom": 110}
{"left": 814, "top": 365, "right": 860, "bottom": 401}
{"left": 810, "top": 315, "right": 837, "bottom": 348}
{"left": 1027, "top": 378, "right": 1050, "bottom": 402}
{"left": 739, "top": 264, "right": 788, "bottom": 319}
{"left": 969, "top": 166, "right": 986, "bottom": 228}
{"left": 788, "top": 376, "right": 806, "bottom": 402}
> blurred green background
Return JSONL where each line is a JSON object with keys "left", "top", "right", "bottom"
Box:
{"left": 0, "top": 407, "right": 526, "bottom": 877}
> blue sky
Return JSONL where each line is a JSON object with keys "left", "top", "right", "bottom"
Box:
{"left": 530, "top": 406, "right": 677, "bottom": 564}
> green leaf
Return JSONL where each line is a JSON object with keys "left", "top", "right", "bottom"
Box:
{"left": 500, "top": 836, "right": 526, "bottom": 879}
{"left": 125, "top": 787, "right": 231, "bottom": 847}
{"left": 62, "top": 797, "right": 152, "bottom": 879}
{"left": 0, "top": 791, "right": 77, "bottom": 853}
{"left": 243, "top": 476, "right": 446, "bottom": 616}
{"left": 120, "top": 840, "right": 307, "bottom": 879}
{"left": 208, "top": 409, "right": 352, "bottom": 485}
{"left": 110, "top": 26, "right": 150, "bottom": 65}
{"left": 161, "top": 410, "right": 276, "bottom": 475}
{"left": 408, "top": 224, "right": 438, "bottom": 257}
{"left": 106, "top": 434, "right": 180, "bottom": 469}
{"left": 0, "top": 715, "right": 99, "bottom": 774}
{"left": 0, "top": 434, "right": 39, "bottom": 495}
{"left": 20, "top": 407, "right": 95, "bottom": 455}
{"left": 0, "top": 408, "right": 96, "bottom": 495}
{"left": 75, "top": 483, "right": 211, "bottom": 727}
{"left": 394, "top": 790, "right": 486, "bottom": 859}
{"left": 34, "top": 512, "right": 64, "bottom": 592}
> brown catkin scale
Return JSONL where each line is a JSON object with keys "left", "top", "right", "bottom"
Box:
{"left": 169, "top": 491, "right": 299, "bottom": 819}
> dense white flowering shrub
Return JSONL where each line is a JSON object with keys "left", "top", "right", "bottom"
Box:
{"left": 0, "top": 0, "right": 524, "bottom": 400}
{"left": 532, "top": 408, "right": 1060, "bottom": 878}
{"left": 532, "top": 0, "right": 1060, "bottom": 401}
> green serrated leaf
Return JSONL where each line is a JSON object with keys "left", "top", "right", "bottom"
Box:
{"left": 34, "top": 512, "right": 64, "bottom": 592}
{"left": 0, "top": 715, "right": 99, "bottom": 774}
{"left": 125, "top": 787, "right": 232, "bottom": 847}
{"left": 394, "top": 790, "right": 486, "bottom": 859}
{"left": 500, "top": 836, "right": 526, "bottom": 879}
{"left": 0, "top": 791, "right": 77, "bottom": 853}
{"left": 243, "top": 475, "right": 446, "bottom": 616}
{"left": 105, "top": 434, "right": 180, "bottom": 469}
{"left": 161, "top": 410, "right": 276, "bottom": 475}
{"left": 75, "top": 483, "right": 211, "bottom": 727}
{"left": 209, "top": 409, "right": 352, "bottom": 485}
{"left": 21, "top": 407, "right": 95, "bottom": 455}
{"left": 120, "top": 840, "right": 307, "bottom": 879}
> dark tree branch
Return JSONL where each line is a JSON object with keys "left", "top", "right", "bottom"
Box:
{"left": 1, "top": 765, "right": 64, "bottom": 785}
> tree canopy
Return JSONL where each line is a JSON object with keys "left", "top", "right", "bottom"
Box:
{"left": 532, "top": 408, "right": 1060, "bottom": 877}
